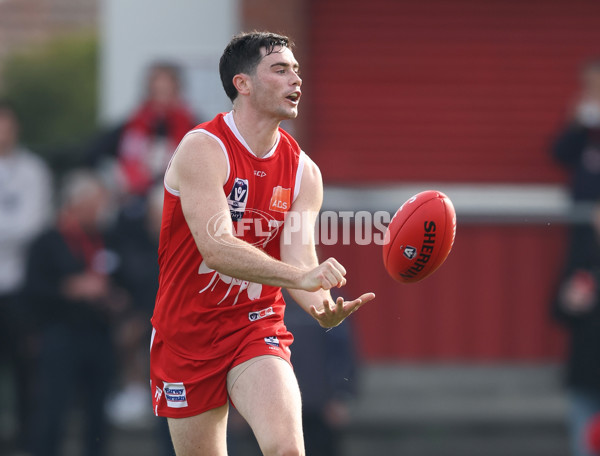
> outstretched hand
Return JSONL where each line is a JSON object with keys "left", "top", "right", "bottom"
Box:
{"left": 309, "top": 292, "right": 376, "bottom": 328}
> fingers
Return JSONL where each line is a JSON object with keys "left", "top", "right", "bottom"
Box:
{"left": 310, "top": 292, "right": 376, "bottom": 328}
{"left": 319, "top": 269, "right": 339, "bottom": 290}
{"left": 319, "top": 258, "right": 347, "bottom": 290}
{"left": 327, "top": 257, "right": 347, "bottom": 276}
{"left": 342, "top": 292, "right": 376, "bottom": 315}
{"left": 357, "top": 292, "right": 376, "bottom": 304}
{"left": 343, "top": 297, "right": 363, "bottom": 314}
{"left": 309, "top": 304, "right": 320, "bottom": 319}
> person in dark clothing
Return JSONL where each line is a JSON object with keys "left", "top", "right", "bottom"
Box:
{"left": 25, "top": 170, "right": 126, "bottom": 456}
{"left": 284, "top": 290, "right": 357, "bottom": 456}
{"left": 104, "top": 184, "right": 161, "bottom": 427}
{"left": 553, "top": 58, "right": 600, "bottom": 202}
{"left": 552, "top": 57, "right": 600, "bottom": 456}
{"left": 0, "top": 100, "right": 52, "bottom": 454}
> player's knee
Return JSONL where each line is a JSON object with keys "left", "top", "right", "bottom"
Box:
{"left": 262, "top": 439, "right": 304, "bottom": 456}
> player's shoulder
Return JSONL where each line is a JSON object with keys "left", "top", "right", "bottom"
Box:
{"left": 166, "top": 125, "right": 229, "bottom": 191}
{"left": 300, "top": 151, "right": 321, "bottom": 183}
{"left": 292, "top": 150, "right": 322, "bottom": 209}
{"left": 173, "top": 128, "right": 228, "bottom": 167}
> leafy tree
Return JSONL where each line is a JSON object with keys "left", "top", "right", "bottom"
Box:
{"left": 1, "top": 33, "right": 98, "bottom": 171}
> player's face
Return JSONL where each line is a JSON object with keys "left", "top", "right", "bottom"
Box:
{"left": 249, "top": 46, "right": 302, "bottom": 120}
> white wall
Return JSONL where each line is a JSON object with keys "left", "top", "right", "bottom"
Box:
{"left": 100, "top": 0, "right": 239, "bottom": 123}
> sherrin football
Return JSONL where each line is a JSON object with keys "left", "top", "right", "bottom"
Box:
{"left": 383, "top": 190, "right": 456, "bottom": 283}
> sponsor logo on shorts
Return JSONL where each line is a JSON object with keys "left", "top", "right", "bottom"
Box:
{"left": 264, "top": 336, "right": 280, "bottom": 348}
{"left": 249, "top": 306, "right": 274, "bottom": 321}
{"left": 163, "top": 382, "right": 188, "bottom": 408}
{"left": 403, "top": 245, "right": 417, "bottom": 260}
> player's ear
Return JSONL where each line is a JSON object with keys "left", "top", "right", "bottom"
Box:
{"left": 233, "top": 74, "right": 251, "bottom": 96}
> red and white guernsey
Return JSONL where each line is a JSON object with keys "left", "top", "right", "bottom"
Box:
{"left": 151, "top": 111, "right": 305, "bottom": 361}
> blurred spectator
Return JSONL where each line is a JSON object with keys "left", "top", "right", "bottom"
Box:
{"left": 552, "top": 57, "right": 600, "bottom": 456}
{"left": 105, "top": 184, "right": 162, "bottom": 428}
{"left": 102, "top": 182, "right": 174, "bottom": 455}
{"left": 24, "top": 170, "right": 127, "bottom": 456}
{"left": 84, "top": 61, "right": 196, "bottom": 455}
{"left": 0, "top": 99, "right": 52, "bottom": 453}
{"left": 553, "top": 57, "right": 600, "bottom": 201}
{"left": 86, "top": 62, "right": 197, "bottom": 197}
{"left": 284, "top": 290, "right": 357, "bottom": 456}
{"left": 227, "top": 289, "right": 357, "bottom": 456}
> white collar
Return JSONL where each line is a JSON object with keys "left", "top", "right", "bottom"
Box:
{"left": 223, "top": 111, "right": 280, "bottom": 159}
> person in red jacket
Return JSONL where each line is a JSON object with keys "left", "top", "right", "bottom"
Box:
{"left": 150, "top": 31, "right": 375, "bottom": 455}
{"left": 87, "top": 62, "right": 197, "bottom": 197}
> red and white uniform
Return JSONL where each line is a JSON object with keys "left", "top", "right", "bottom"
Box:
{"left": 150, "top": 111, "right": 305, "bottom": 417}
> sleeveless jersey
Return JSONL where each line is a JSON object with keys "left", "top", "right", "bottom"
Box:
{"left": 151, "top": 112, "right": 305, "bottom": 361}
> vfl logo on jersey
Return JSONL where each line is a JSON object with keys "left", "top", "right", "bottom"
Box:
{"left": 269, "top": 186, "right": 291, "bottom": 213}
{"left": 163, "top": 382, "right": 188, "bottom": 408}
{"left": 249, "top": 306, "right": 274, "bottom": 321}
{"left": 227, "top": 178, "right": 249, "bottom": 221}
{"left": 403, "top": 246, "right": 418, "bottom": 260}
{"left": 264, "top": 336, "right": 280, "bottom": 348}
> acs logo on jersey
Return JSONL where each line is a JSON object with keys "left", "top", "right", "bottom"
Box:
{"left": 269, "top": 186, "right": 291, "bottom": 213}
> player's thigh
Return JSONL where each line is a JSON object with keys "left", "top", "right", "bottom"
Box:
{"left": 167, "top": 404, "right": 229, "bottom": 456}
{"left": 227, "top": 355, "right": 304, "bottom": 456}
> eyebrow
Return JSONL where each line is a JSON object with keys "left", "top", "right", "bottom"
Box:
{"left": 270, "top": 62, "right": 300, "bottom": 70}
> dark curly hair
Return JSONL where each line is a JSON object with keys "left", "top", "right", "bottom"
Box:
{"left": 219, "top": 31, "right": 293, "bottom": 102}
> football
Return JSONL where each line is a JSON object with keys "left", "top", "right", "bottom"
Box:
{"left": 383, "top": 190, "right": 456, "bottom": 283}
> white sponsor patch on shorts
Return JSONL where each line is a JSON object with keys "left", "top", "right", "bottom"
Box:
{"left": 264, "top": 336, "right": 280, "bottom": 348}
{"left": 163, "top": 382, "right": 188, "bottom": 408}
{"left": 248, "top": 306, "right": 274, "bottom": 322}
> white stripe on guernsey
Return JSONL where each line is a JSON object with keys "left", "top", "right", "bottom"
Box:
{"left": 149, "top": 327, "right": 156, "bottom": 352}
{"left": 162, "top": 129, "right": 231, "bottom": 197}
{"left": 293, "top": 150, "right": 306, "bottom": 203}
{"left": 195, "top": 129, "right": 231, "bottom": 183}
{"left": 223, "top": 111, "right": 280, "bottom": 159}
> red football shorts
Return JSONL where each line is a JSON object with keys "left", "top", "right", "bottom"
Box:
{"left": 149, "top": 327, "right": 293, "bottom": 418}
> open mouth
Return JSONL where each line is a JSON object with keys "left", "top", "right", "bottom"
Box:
{"left": 286, "top": 92, "right": 301, "bottom": 103}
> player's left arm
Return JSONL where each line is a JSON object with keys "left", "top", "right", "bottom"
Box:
{"left": 280, "top": 155, "right": 375, "bottom": 328}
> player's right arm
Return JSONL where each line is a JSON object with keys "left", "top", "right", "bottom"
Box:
{"left": 165, "top": 132, "right": 344, "bottom": 291}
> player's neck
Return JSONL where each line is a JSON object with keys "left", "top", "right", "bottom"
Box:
{"left": 231, "top": 108, "right": 280, "bottom": 159}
